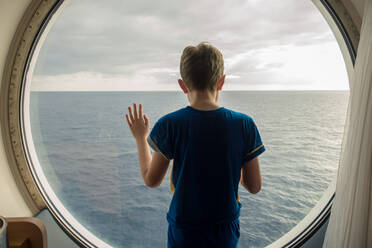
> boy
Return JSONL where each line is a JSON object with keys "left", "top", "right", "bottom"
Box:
{"left": 125, "top": 42, "right": 265, "bottom": 248}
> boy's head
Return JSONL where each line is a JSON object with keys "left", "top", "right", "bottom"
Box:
{"left": 179, "top": 42, "right": 224, "bottom": 92}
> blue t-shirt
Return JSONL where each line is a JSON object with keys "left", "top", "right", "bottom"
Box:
{"left": 147, "top": 106, "right": 265, "bottom": 226}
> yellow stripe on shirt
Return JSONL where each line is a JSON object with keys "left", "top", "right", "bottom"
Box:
{"left": 245, "top": 144, "right": 264, "bottom": 157}
{"left": 170, "top": 161, "right": 175, "bottom": 194}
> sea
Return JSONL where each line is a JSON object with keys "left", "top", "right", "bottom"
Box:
{"left": 29, "top": 91, "right": 349, "bottom": 248}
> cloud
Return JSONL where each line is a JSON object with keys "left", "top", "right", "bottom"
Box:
{"left": 31, "top": 71, "right": 180, "bottom": 91}
{"left": 32, "top": 0, "right": 348, "bottom": 91}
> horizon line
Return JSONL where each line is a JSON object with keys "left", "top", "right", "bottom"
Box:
{"left": 30, "top": 89, "right": 350, "bottom": 92}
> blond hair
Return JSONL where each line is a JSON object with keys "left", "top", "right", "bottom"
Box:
{"left": 180, "top": 42, "right": 224, "bottom": 91}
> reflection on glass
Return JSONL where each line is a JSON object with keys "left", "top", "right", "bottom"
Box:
{"left": 28, "top": 0, "right": 349, "bottom": 247}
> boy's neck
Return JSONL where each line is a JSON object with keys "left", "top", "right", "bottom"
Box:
{"left": 187, "top": 89, "right": 220, "bottom": 111}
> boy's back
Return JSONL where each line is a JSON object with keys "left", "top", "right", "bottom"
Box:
{"left": 148, "top": 106, "right": 265, "bottom": 225}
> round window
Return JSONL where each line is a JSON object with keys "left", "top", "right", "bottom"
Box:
{"left": 21, "top": 0, "right": 350, "bottom": 247}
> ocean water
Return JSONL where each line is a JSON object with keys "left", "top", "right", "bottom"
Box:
{"left": 29, "top": 91, "right": 348, "bottom": 248}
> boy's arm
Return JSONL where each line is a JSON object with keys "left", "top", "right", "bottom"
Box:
{"left": 134, "top": 138, "right": 170, "bottom": 187}
{"left": 125, "top": 103, "right": 170, "bottom": 188}
{"left": 241, "top": 157, "right": 262, "bottom": 194}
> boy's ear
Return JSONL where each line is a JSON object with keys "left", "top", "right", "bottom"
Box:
{"left": 217, "top": 75, "right": 225, "bottom": 91}
{"left": 178, "top": 79, "right": 189, "bottom": 94}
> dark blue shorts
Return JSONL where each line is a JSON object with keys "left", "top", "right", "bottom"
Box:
{"left": 167, "top": 219, "right": 240, "bottom": 248}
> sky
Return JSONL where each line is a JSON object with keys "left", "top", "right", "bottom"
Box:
{"left": 31, "top": 0, "right": 349, "bottom": 91}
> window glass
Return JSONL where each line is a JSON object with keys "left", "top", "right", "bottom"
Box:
{"left": 27, "top": 0, "right": 349, "bottom": 247}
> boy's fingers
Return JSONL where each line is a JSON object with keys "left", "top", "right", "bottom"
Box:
{"left": 139, "top": 104, "right": 143, "bottom": 118}
{"left": 144, "top": 114, "right": 149, "bottom": 126}
{"left": 125, "top": 114, "right": 132, "bottom": 127}
{"left": 133, "top": 103, "right": 138, "bottom": 119}
{"left": 128, "top": 106, "right": 134, "bottom": 122}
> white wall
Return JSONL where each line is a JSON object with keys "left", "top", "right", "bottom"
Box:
{"left": 0, "top": 0, "right": 33, "bottom": 217}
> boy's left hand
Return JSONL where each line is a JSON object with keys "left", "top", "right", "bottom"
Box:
{"left": 125, "top": 103, "right": 150, "bottom": 141}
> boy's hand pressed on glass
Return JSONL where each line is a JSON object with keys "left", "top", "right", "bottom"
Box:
{"left": 125, "top": 103, "right": 170, "bottom": 188}
{"left": 126, "top": 103, "right": 149, "bottom": 140}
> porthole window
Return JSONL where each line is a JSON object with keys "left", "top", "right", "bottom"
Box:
{"left": 21, "top": 0, "right": 350, "bottom": 247}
